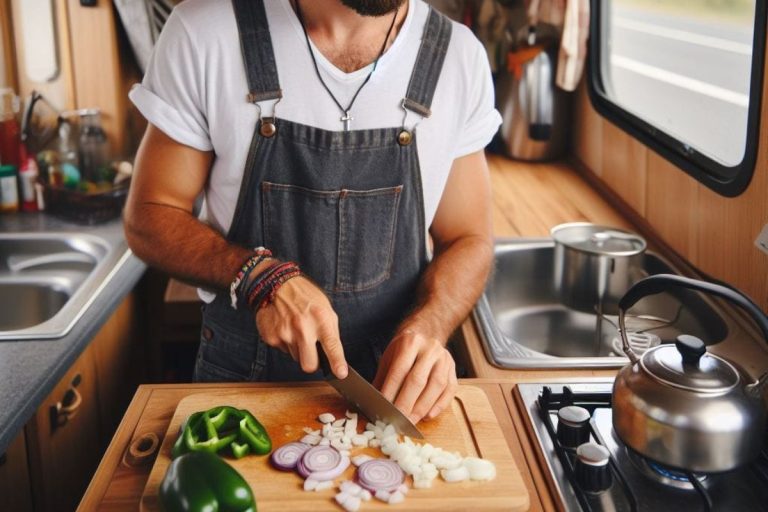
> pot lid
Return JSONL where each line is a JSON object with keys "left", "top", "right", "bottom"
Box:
{"left": 551, "top": 223, "right": 646, "bottom": 256}
{"left": 640, "top": 335, "right": 740, "bottom": 392}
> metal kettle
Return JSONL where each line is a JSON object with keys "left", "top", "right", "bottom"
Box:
{"left": 613, "top": 274, "right": 768, "bottom": 473}
{"left": 495, "top": 23, "right": 571, "bottom": 161}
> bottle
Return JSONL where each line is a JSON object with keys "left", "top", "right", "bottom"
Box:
{"left": 78, "top": 110, "right": 109, "bottom": 183}
{"left": 56, "top": 121, "right": 80, "bottom": 189}
{"left": 0, "top": 89, "right": 20, "bottom": 167}
{"left": 0, "top": 164, "right": 19, "bottom": 212}
{"left": 18, "top": 146, "right": 39, "bottom": 212}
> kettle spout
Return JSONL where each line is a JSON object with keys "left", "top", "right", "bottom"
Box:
{"left": 746, "top": 372, "right": 768, "bottom": 398}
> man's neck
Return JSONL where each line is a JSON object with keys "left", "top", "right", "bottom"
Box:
{"left": 294, "top": 0, "right": 408, "bottom": 72}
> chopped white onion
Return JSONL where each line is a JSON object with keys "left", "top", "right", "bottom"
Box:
{"left": 360, "top": 489, "right": 372, "bottom": 501}
{"left": 365, "top": 422, "right": 376, "bottom": 431}
{"left": 300, "top": 434, "right": 321, "bottom": 446}
{"left": 344, "top": 416, "right": 357, "bottom": 438}
{"left": 335, "top": 492, "right": 350, "bottom": 506}
{"left": 397, "top": 484, "right": 409, "bottom": 495}
{"left": 351, "top": 434, "right": 368, "bottom": 447}
{"left": 304, "top": 479, "right": 319, "bottom": 491}
{"left": 314, "top": 480, "right": 334, "bottom": 491}
{"left": 352, "top": 455, "right": 374, "bottom": 467}
{"left": 369, "top": 439, "right": 381, "bottom": 448}
{"left": 340, "top": 480, "right": 362, "bottom": 496}
{"left": 318, "top": 413, "right": 335, "bottom": 424}
{"left": 332, "top": 418, "right": 346, "bottom": 427}
{"left": 374, "top": 490, "right": 391, "bottom": 502}
{"left": 441, "top": 465, "right": 470, "bottom": 483}
{"left": 388, "top": 491, "right": 405, "bottom": 505}
{"left": 319, "top": 438, "right": 330, "bottom": 446}
{"left": 362, "top": 431, "right": 375, "bottom": 440}
{"left": 343, "top": 495, "right": 361, "bottom": 512}
{"left": 463, "top": 457, "right": 497, "bottom": 481}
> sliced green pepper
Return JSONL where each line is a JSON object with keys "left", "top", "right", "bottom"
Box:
{"left": 238, "top": 411, "right": 271, "bottom": 455}
{"left": 171, "top": 406, "right": 271, "bottom": 459}
{"left": 159, "top": 451, "right": 256, "bottom": 512}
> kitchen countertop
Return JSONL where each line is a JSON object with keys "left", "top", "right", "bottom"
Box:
{"left": 79, "top": 380, "right": 546, "bottom": 511}
{"left": 463, "top": 155, "right": 768, "bottom": 381}
{"left": 0, "top": 213, "right": 146, "bottom": 456}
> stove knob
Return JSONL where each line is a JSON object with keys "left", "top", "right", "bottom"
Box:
{"left": 556, "top": 405, "right": 591, "bottom": 448}
{"left": 574, "top": 443, "right": 612, "bottom": 493}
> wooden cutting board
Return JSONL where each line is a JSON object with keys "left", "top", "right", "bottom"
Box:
{"left": 140, "top": 385, "right": 529, "bottom": 511}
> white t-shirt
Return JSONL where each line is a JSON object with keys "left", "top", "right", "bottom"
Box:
{"left": 130, "top": 0, "right": 501, "bottom": 300}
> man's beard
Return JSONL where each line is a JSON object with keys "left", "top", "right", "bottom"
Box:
{"left": 339, "top": 0, "right": 405, "bottom": 16}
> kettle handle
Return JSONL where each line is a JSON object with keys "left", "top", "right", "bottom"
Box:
{"left": 618, "top": 274, "right": 768, "bottom": 361}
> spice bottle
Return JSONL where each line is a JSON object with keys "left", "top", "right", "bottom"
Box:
{"left": 18, "top": 147, "right": 39, "bottom": 212}
{"left": 0, "top": 164, "right": 19, "bottom": 212}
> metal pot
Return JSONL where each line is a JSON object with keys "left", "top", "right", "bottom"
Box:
{"left": 496, "top": 23, "right": 572, "bottom": 161}
{"left": 551, "top": 223, "right": 646, "bottom": 315}
{"left": 613, "top": 274, "right": 768, "bottom": 473}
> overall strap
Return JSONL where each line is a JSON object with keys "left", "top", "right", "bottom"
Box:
{"left": 402, "top": 7, "right": 452, "bottom": 118}
{"left": 232, "top": 0, "right": 282, "bottom": 103}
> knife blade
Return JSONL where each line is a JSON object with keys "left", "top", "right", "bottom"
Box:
{"left": 318, "top": 351, "right": 424, "bottom": 439}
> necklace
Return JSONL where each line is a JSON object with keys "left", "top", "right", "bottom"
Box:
{"left": 295, "top": 0, "right": 399, "bottom": 131}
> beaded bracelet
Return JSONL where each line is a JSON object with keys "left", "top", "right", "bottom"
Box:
{"left": 229, "top": 247, "right": 273, "bottom": 309}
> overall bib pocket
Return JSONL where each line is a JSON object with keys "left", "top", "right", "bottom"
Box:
{"left": 194, "top": 315, "right": 267, "bottom": 382}
{"left": 261, "top": 182, "right": 403, "bottom": 293}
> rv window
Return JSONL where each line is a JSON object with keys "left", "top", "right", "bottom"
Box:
{"left": 588, "top": 0, "right": 766, "bottom": 196}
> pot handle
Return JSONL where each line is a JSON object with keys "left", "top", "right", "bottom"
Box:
{"left": 618, "top": 274, "right": 768, "bottom": 361}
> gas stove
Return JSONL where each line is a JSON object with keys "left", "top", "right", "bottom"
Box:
{"left": 515, "top": 381, "right": 768, "bottom": 511}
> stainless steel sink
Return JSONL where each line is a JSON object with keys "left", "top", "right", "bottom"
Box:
{"left": 0, "top": 233, "right": 131, "bottom": 340}
{"left": 474, "top": 239, "right": 730, "bottom": 368}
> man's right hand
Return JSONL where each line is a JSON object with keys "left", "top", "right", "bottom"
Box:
{"left": 255, "top": 275, "right": 348, "bottom": 379}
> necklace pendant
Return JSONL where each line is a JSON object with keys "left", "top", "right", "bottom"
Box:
{"left": 341, "top": 111, "right": 353, "bottom": 132}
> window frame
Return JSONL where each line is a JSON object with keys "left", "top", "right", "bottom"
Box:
{"left": 587, "top": 0, "right": 767, "bottom": 197}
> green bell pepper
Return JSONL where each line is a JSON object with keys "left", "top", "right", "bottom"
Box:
{"left": 159, "top": 451, "right": 256, "bottom": 512}
{"left": 171, "top": 406, "right": 271, "bottom": 459}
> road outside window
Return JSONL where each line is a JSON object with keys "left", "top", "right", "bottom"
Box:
{"left": 599, "top": 0, "right": 757, "bottom": 168}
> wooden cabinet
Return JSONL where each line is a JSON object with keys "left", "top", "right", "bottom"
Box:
{"left": 4, "top": 292, "right": 144, "bottom": 512}
{"left": 0, "top": 429, "right": 34, "bottom": 511}
{"left": 26, "top": 343, "right": 101, "bottom": 512}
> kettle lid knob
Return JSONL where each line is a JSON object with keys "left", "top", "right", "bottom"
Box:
{"left": 675, "top": 335, "right": 706, "bottom": 365}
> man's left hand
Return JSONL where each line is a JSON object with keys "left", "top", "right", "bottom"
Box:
{"left": 372, "top": 328, "right": 458, "bottom": 424}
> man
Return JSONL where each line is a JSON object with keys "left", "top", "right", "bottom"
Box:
{"left": 125, "top": 0, "right": 500, "bottom": 424}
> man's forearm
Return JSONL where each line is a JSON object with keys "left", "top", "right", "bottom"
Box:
{"left": 124, "top": 202, "right": 252, "bottom": 291}
{"left": 401, "top": 233, "right": 494, "bottom": 343}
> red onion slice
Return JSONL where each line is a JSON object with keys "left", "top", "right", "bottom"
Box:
{"left": 356, "top": 459, "right": 404, "bottom": 493}
{"left": 301, "top": 446, "right": 342, "bottom": 473}
{"left": 308, "top": 454, "right": 351, "bottom": 481}
{"left": 270, "top": 442, "right": 311, "bottom": 471}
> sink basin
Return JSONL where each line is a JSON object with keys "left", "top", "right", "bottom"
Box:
{"left": 474, "top": 239, "right": 730, "bottom": 369}
{"left": 0, "top": 233, "right": 129, "bottom": 340}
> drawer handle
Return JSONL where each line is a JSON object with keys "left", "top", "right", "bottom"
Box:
{"left": 50, "top": 374, "right": 83, "bottom": 431}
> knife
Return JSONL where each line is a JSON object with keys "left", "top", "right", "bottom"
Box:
{"left": 318, "top": 351, "right": 424, "bottom": 439}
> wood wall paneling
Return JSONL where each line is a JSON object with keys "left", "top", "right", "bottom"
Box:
{"left": 66, "top": 0, "right": 129, "bottom": 155}
{"left": 10, "top": 0, "right": 76, "bottom": 111}
{"left": 601, "top": 120, "right": 647, "bottom": 216}
{"left": 0, "top": 0, "right": 17, "bottom": 91}
{"left": 572, "top": 20, "right": 768, "bottom": 312}
{"left": 573, "top": 81, "right": 603, "bottom": 176}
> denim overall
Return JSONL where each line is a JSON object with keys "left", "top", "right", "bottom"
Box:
{"left": 194, "top": 0, "right": 452, "bottom": 383}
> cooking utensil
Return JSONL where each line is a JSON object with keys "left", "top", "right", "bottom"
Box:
{"left": 318, "top": 351, "right": 423, "bottom": 439}
{"left": 613, "top": 274, "right": 768, "bottom": 473}
{"left": 552, "top": 222, "right": 646, "bottom": 315}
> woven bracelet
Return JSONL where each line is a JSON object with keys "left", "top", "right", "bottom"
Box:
{"left": 229, "top": 247, "right": 272, "bottom": 309}
{"left": 247, "top": 261, "right": 302, "bottom": 311}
